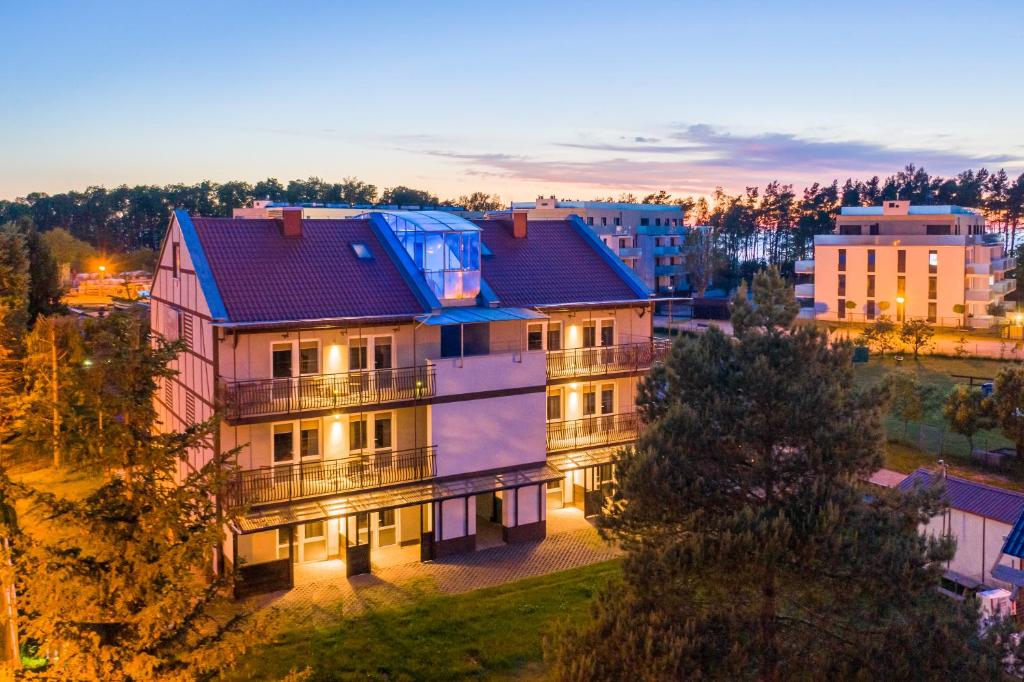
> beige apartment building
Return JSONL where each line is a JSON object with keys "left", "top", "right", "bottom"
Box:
{"left": 798, "top": 200, "right": 1016, "bottom": 328}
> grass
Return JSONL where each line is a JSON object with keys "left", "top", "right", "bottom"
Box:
{"left": 228, "top": 560, "right": 622, "bottom": 681}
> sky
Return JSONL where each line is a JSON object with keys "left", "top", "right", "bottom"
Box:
{"left": 2, "top": 0, "right": 1023, "bottom": 203}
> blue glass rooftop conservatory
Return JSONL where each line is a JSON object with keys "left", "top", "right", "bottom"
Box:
{"left": 370, "top": 210, "right": 482, "bottom": 301}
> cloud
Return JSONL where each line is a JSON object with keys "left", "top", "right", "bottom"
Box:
{"left": 420, "top": 124, "right": 1024, "bottom": 195}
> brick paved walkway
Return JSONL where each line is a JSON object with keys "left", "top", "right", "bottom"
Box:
{"left": 247, "top": 523, "right": 621, "bottom": 631}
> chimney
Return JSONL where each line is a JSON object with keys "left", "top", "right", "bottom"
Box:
{"left": 279, "top": 207, "right": 302, "bottom": 238}
{"left": 513, "top": 211, "right": 528, "bottom": 239}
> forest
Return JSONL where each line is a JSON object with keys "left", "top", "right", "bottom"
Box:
{"left": 2, "top": 165, "right": 1023, "bottom": 269}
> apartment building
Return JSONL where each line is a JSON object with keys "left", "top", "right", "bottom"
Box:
{"left": 507, "top": 196, "right": 690, "bottom": 295}
{"left": 798, "top": 200, "right": 1016, "bottom": 328}
{"left": 150, "top": 207, "right": 665, "bottom": 596}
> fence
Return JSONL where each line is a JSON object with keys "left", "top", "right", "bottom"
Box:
{"left": 885, "top": 416, "right": 1017, "bottom": 470}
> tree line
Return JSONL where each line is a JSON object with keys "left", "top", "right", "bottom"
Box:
{"left": 0, "top": 177, "right": 504, "bottom": 252}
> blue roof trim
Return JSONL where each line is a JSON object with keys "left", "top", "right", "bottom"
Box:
{"left": 478, "top": 278, "right": 500, "bottom": 306}
{"left": 566, "top": 215, "right": 651, "bottom": 300}
{"left": 174, "top": 210, "right": 228, "bottom": 320}
{"left": 366, "top": 212, "right": 440, "bottom": 312}
{"left": 417, "top": 306, "right": 548, "bottom": 326}
{"left": 511, "top": 201, "right": 682, "bottom": 212}
{"left": 840, "top": 205, "right": 979, "bottom": 216}
{"left": 1002, "top": 511, "right": 1024, "bottom": 559}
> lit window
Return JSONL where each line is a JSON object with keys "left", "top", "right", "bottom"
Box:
{"left": 351, "top": 242, "right": 373, "bottom": 259}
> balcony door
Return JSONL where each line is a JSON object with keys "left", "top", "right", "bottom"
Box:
{"left": 599, "top": 384, "right": 615, "bottom": 431}
{"left": 272, "top": 344, "right": 292, "bottom": 402}
{"left": 374, "top": 336, "right": 394, "bottom": 392}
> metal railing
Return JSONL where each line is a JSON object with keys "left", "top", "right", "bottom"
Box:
{"left": 224, "top": 445, "right": 437, "bottom": 507}
{"left": 546, "top": 340, "right": 672, "bottom": 380}
{"left": 546, "top": 413, "right": 640, "bottom": 452}
{"left": 221, "top": 366, "right": 435, "bottom": 421}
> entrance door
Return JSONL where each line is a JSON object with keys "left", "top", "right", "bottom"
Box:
{"left": 345, "top": 513, "right": 371, "bottom": 576}
{"left": 583, "top": 464, "right": 615, "bottom": 517}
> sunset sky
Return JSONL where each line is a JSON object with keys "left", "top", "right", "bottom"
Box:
{"left": 3, "top": 0, "right": 1023, "bottom": 202}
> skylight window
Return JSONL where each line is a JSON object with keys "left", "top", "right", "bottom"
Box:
{"left": 351, "top": 242, "right": 373, "bottom": 260}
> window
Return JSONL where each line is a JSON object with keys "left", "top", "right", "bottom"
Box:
{"left": 869, "top": 223, "right": 879, "bottom": 235}
{"left": 867, "top": 274, "right": 875, "bottom": 298}
{"left": 440, "top": 323, "right": 489, "bottom": 358}
{"left": 928, "top": 276, "right": 937, "bottom": 300}
{"left": 839, "top": 225, "right": 862, "bottom": 235}
{"left": 273, "top": 424, "right": 294, "bottom": 463}
{"left": 272, "top": 345, "right": 292, "bottom": 378}
{"left": 527, "top": 324, "right": 544, "bottom": 351}
{"left": 929, "top": 250, "right": 938, "bottom": 274}
{"left": 897, "top": 276, "right": 906, "bottom": 297}
{"left": 838, "top": 299, "right": 846, "bottom": 319}
{"left": 655, "top": 218, "right": 662, "bottom": 226}
{"left": 583, "top": 388, "right": 596, "bottom": 416}
{"left": 867, "top": 249, "right": 876, "bottom": 273}
{"left": 586, "top": 217, "right": 594, "bottom": 225}
{"left": 618, "top": 237, "right": 629, "bottom": 249}
{"left": 926, "top": 225, "right": 951, "bottom": 236}
{"left": 928, "top": 302, "right": 937, "bottom": 323}
{"left": 897, "top": 250, "right": 906, "bottom": 273}
{"left": 837, "top": 274, "right": 846, "bottom": 297}
{"left": 377, "top": 510, "right": 396, "bottom": 547}
{"left": 349, "top": 338, "right": 368, "bottom": 371}
{"left": 299, "top": 342, "right": 319, "bottom": 375}
{"left": 640, "top": 218, "right": 650, "bottom": 226}
{"left": 582, "top": 323, "right": 597, "bottom": 348}
{"left": 600, "top": 320, "right": 615, "bottom": 346}
{"left": 299, "top": 420, "right": 319, "bottom": 459}
{"left": 601, "top": 217, "right": 607, "bottom": 226}
{"left": 600, "top": 385, "right": 614, "bottom": 414}
{"left": 350, "top": 242, "right": 373, "bottom": 259}
{"left": 374, "top": 414, "right": 392, "bottom": 449}
{"left": 182, "top": 313, "right": 193, "bottom": 349}
{"left": 547, "top": 391, "right": 562, "bottom": 421}
{"left": 177, "top": 311, "right": 185, "bottom": 342}
{"left": 350, "top": 418, "right": 368, "bottom": 451}
{"left": 614, "top": 217, "right": 621, "bottom": 226}
{"left": 838, "top": 249, "right": 846, "bottom": 272}
{"left": 897, "top": 299, "right": 905, "bottom": 322}
{"left": 302, "top": 521, "right": 326, "bottom": 562}
{"left": 867, "top": 301, "right": 876, "bottom": 320}
{"left": 172, "top": 243, "right": 181, "bottom": 278}
{"left": 547, "top": 322, "right": 562, "bottom": 351}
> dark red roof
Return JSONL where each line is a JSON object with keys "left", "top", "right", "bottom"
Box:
{"left": 190, "top": 217, "right": 426, "bottom": 323}
{"left": 476, "top": 219, "right": 644, "bottom": 307}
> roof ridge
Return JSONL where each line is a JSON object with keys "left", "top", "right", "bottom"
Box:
{"left": 906, "top": 467, "right": 1024, "bottom": 499}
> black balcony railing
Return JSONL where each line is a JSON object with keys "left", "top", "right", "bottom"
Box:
{"left": 221, "top": 366, "right": 435, "bottom": 421}
{"left": 224, "top": 445, "right": 437, "bottom": 507}
{"left": 546, "top": 340, "right": 671, "bottom": 380}
{"left": 546, "top": 413, "right": 640, "bottom": 452}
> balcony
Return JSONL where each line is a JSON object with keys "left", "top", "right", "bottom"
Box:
{"left": 995, "top": 256, "right": 1017, "bottom": 272}
{"left": 994, "top": 279, "right": 1017, "bottom": 296}
{"left": 618, "top": 247, "right": 642, "bottom": 258}
{"left": 795, "top": 259, "right": 815, "bottom": 274}
{"left": 655, "top": 264, "right": 686, "bottom": 277}
{"left": 223, "top": 446, "right": 437, "bottom": 507}
{"left": 966, "top": 288, "right": 994, "bottom": 302}
{"left": 221, "top": 366, "right": 435, "bottom": 422}
{"left": 546, "top": 339, "right": 672, "bottom": 381}
{"left": 546, "top": 413, "right": 640, "bottom": 453}
{"left": 794, "top": 283, "right": 814, "bottom": 298}
{"left": 430, "top": 349, "right": 546, "bottom": 396}
{"left": 653, "top": 245, "right": 682, "bottom": 257}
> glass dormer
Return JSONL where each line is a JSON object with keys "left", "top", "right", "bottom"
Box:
{"left": 370, "top": 211, "right": 482, "bottom": 301}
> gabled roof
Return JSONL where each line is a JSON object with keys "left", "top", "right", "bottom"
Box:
{"left": 1002, "top": 513, "right": 1024, "bottom": 559}
{"left": 474, "top": 218, "right": 650, "bottom": 307}
{"left": 898, "top": 468, "right": 1024, "bottom": 525}
{"left": 188, "top": 216, "right": 428, "bottom": 324}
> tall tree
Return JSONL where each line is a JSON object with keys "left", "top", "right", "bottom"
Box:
{"left": 547, "top": 269, "right": 1004, "bottom": 680}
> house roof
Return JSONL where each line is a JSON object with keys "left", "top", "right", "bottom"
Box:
{"left": 898, "top": 468, "right": 1024, "bottom": 525}
{"left": 474, "top": 218, "right": 649, "bottom": 307}
{"left": 188, "top": 216, "right": 428, "bottom": 323}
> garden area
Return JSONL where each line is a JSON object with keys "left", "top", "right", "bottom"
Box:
{"left": 228, "top": 560, "right": 622, "bottom": 681}
{"left": 853, "top": 353, "right": 1024, "bottom": 488}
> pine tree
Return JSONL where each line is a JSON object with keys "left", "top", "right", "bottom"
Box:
{"left": 547, "top": 268, "right": 1008, "bottom": 680}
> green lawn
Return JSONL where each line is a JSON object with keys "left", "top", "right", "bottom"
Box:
{"left": 228, "top": 560, "right": 622, "bottom": 682}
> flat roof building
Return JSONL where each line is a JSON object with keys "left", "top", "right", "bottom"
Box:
{"left": 798, "top": 200, "right": 1015, "bottom": 328}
